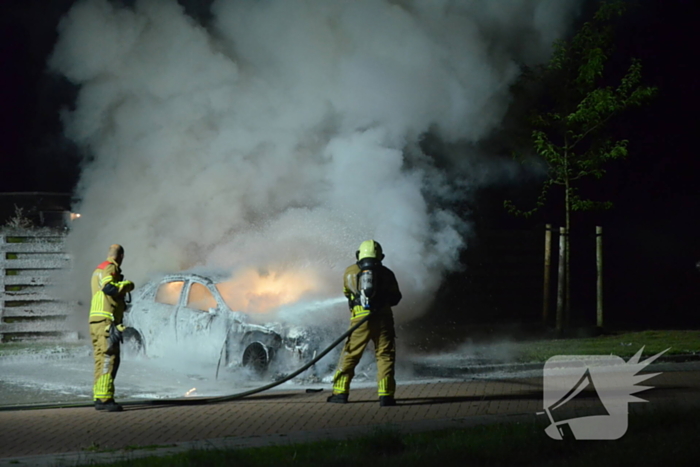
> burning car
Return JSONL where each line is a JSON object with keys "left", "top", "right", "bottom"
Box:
{"left": 122, "top": 272, "right": 321, "bottom": 376}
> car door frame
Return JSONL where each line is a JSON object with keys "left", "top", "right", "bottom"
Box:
{"left": 174, "top": 277, "right": 230, "bottom": 348}
{"left": 126, "top": 276, "right": 187, "bottom": 355}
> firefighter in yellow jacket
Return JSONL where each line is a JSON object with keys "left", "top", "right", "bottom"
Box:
{"left": 328, "top": 240, "right": 402, "bottom": 407}
{"left": 89, "top": 244, "right": 134, "bottom": 412}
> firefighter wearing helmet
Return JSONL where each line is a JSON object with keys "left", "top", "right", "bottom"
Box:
{"left": 327, "top": 240, "right": 402, "bottom": 407}
{"left": 89, "top": 244, "right": 134, "bottom": 412}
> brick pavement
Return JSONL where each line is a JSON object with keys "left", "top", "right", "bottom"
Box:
{"left": 1, "top": 367, "right": 698, "bottom": 466}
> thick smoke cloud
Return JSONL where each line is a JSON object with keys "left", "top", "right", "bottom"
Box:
{"left": 50, "top": 0, "right": 580, "bottom": 324}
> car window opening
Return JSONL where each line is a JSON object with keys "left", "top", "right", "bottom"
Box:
{"left": 155, "top": 281, "right": 184, "bottom": 306}
{"left": 188, "top": 282, "right": 218, "bottom": 312}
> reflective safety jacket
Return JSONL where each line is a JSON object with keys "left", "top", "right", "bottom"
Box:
{"left": 343, "top": 262, "right": 402, "bottom": 318}
{"left": 89, "top": 259, "right": 130, "bottom": 324}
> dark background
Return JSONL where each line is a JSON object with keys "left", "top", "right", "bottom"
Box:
{"left": 1, "top": 0, "right": 699, "bottom": 332}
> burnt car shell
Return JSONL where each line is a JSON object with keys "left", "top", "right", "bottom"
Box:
{"left": 123, "top": 273, "right": 315, "bottom": 376}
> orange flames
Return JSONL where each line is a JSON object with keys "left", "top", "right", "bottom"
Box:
{"left": 216, "top": 268, "right": 318, "bottom": 314}
{"left": 155, "top": 280, "right": 184, "bottom": 305}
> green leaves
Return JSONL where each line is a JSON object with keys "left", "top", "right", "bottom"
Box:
{"left": 505, "top": 0, "right": 656, "bottom": 220}
{"left": 569, "top": 190, "right": 614, "bottom": 212}
{"left": 576, "top": 47, "right": 607, "bottom": 87}
{"left": 568, "top": 87, "right": 615, "bottom": 125}
{"left": 532, "top": 130, "right": 560, "bottom": 162}
{"left": 594, "top": 0, "right": 628, "bottom": 22}
{"left": 504, "top": 179, "right": 554, "bottom": 218}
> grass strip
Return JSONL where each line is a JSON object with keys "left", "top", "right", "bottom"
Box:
{"left": 515, "top": 330, "right": 700, "bottom": 362}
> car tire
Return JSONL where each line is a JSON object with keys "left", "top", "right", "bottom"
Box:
{"left": 242, "top": 342, "right": 273, "bottom": 376}
{"left": 123, "top": 327, "right": 145, "bottom": 356}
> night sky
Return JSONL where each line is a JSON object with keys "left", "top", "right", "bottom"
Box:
{"left": 1, "top": 0, "right": 78, "bottom": 192}
{"left": 1, "top": 0, "right": 699, "bottom": 328}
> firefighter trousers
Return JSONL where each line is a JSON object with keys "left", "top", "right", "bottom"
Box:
{"left": 332, "top": 313, "right": 396, "bottom": 397}
{"left": 90, "top": 320, "right": 120, "bottom": 402}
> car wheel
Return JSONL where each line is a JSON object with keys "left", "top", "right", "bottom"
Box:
{"left": 123, "top": 327, "right": 145, "bottom": 356}
{"left": 242, "top": 342, "right": 272, "bottom": 376}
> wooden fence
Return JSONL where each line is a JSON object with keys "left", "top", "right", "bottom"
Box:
{"left": 0, "top": 230, "right": 77, "bottom": 342}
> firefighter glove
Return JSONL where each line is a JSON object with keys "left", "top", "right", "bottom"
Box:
{"left": 106, "top": 322, "right": 123, "bottom": 355}
{"left": 118, "top": 281, "right": 135, "bottom": 294}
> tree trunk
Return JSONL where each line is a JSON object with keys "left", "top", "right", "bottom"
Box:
{"left": 543, "top": 224, "right": 553, "bottom": 325}
{"left": 596, "top": 226, "right": 604, "bottom": 329}
{"left": 556, "top": 227, "right": 566, "bottom": 335}
{"left": 564, "top": 176, "right": 571, "bottom": 329}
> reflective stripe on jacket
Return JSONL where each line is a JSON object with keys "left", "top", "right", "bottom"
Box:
{"left": 89, "top": 259, "right": 126, "bottom": 324}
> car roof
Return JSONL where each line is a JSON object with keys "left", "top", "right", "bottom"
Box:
{"left": 157, "top": 271, "right": 231, "bottom": 285}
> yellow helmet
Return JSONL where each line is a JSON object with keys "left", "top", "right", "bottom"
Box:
{"left": 356, "top": 240, "right": 384, "bottom": 261}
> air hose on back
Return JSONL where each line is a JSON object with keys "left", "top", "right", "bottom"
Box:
{"left": 0, "top": 314, "right": 371, "bottom": 411}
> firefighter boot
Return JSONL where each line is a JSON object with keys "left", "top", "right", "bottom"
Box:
{"left": 95, "top": 399, "right": 123, "bottom": 412}
{"left": 326, "top": 393, "right": 349, "bottom": 404}
{"left": 379, "top": 396, "right": 396, "bottom": 407}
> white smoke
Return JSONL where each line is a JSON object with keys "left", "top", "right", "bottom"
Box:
{"left": 49, "top": 0, "right": 580, "bottom": 324}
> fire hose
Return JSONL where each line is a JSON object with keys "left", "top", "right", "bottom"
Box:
{"left": 0, "top": 314, "right": 371, "bottom": 412}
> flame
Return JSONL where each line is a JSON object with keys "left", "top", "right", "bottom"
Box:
{"left": 216, "top": 268, "right": 318, "bottom": 314}
{"left": 151, "top": 269, "right": 319, "bottom": 314}
{"left": 155, "top": 280, "right": 184, "bottom": 306}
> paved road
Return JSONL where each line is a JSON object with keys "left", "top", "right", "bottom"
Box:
{"left": 1, "top": 365, "right": 698, "bottom": 466}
